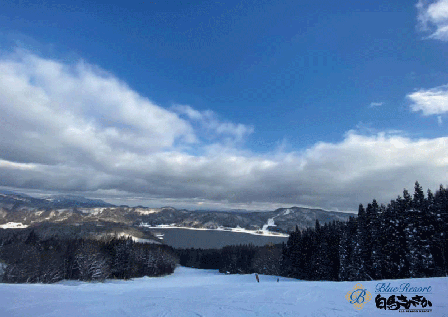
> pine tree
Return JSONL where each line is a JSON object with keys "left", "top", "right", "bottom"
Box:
{"left": 339, "top": 217, "right": 357, "bottom": 280}
{"left": 405, "top": 183, "right": 436, "bottom": 278}
{"left": 413, "top": 181, "right": 425, "bottom": 210}
{"left": 353, "top": 204, "right": 372, "bottom": 280}
{"left": 370, "top": 203, "right": 384, "bottom": 279}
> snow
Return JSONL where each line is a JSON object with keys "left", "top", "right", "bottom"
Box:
{"left": 112, "top": 232, "right": 161, "bottom": 244}
{"left": 0, "top": 222, "right": 28, "bottom": 229}
{"left": 0, "top": 267, "right": 446, "bottom": 316}
{"left": 261, "top": 210, "right": 285, "bottom": 233}
{"left": 140, "top": 223, "right": 289, "bottom": 237}
{"left": 262, "top": 217, "right": 276, "bottom": 232}
{"left": 134, "top": 208, "right": 161, "bottom": 215}
{"left": 80, "top": 207, "right": 106, "bottom": 215}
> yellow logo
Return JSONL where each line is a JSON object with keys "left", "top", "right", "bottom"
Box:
{"left": 345, "top": 283, "right": 372, "bottom": 310}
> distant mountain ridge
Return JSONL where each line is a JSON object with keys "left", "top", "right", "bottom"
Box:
{"left": 42, "top": 194, "right": 115, "bottom": 208}
{"left": 0, "top": 191, "right": 114, "bottom": 209}
{"left": 0, "top": 191, "right": 354, "bottom": 234}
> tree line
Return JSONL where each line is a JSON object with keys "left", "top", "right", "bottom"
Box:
{"left": 335, "top": 181, "right": 447, "bottom": 281}
{"left": 0, "top": 232, "right": 178, "bottom": 283}
{"left": 176, "top": 243, "right": 282, "bottom": 275}
{"left": 177, "top": 182, "right": 448, "bottom": 281}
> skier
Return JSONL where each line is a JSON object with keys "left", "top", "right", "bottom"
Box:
{"left": 255, "top": 273, "right": 259, "bottom": 283}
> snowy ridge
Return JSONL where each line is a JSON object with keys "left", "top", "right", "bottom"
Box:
{"left": 134, "top": 208, "right": 162, "bottom": 215}
{"left": 139, "top": 223, "right": 289, "bottom": 237}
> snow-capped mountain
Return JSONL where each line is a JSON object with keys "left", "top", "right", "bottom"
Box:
{"left": 0, "top": 192, "right": 353, "bottom": 235}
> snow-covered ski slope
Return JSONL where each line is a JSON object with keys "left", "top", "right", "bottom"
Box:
{"left": 0, "top": 267, "right": 447, "bottom": 316}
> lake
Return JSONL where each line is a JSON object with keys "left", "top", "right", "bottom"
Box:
{"left": 147, "top": 228, "right": 289, "bottom": 249}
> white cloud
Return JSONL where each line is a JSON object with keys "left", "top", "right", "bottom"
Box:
{"left": 417, "top": 0, "right": 448, "bottom": 41}
{"left": 1, "top": 49, "right": 448, "bottom": 211}
{"left": 407, "top": 84, "right": 448, "bottom": 115}
{"left": 438, "top": 115, "right": 443, "bottom": 125}
{"left": 369, "top": 102, "right": 383, "bottom": 108}
{"left": 173, "top": 104, "right": 254, "bottom": 143}
{"left": 172, "top": 104, "right": 205, "bottom": 121}
{"left": 0, "top": 50, "right": 199, "bottom": 168}
{"left": 0, "top": 160, "right": 36, "bottom": 171}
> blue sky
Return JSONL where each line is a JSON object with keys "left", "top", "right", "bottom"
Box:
{"left": 0, "top": 0, "right": 448, "bottom": 211}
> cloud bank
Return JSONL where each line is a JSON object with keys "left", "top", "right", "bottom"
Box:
{"left": 1, "top": 50, "right": 447, "bottom": 211}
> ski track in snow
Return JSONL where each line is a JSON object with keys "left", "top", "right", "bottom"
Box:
{"left": 0, "top": 267, "right": 447, "bottom": 316}
{"left": 262, "top": 218, "right": 276, "bottom": 232}
{"left": 262, "top": 209, "right": 291, "bottom": 232}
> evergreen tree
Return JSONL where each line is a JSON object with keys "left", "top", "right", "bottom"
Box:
{"left": 413, "top": 181, "right": 426, "bottom": 210}
{"left": 370, "top": 203, "right": 384, "bottom": 280}
{"left": 353, "top": 204, "right": 372, "bottom": 280}
{"left": 338, "top": 217, "right": 357, "bottom": 281}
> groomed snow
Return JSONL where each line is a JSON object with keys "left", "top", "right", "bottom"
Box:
{"left": 0, "top": 267, "right": 446, "bottom": 316}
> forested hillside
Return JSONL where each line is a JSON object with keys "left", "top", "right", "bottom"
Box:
{"left": 0, "top": 233, "right": 178, "bottom": 283}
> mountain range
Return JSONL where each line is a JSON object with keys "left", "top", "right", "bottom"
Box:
{"left": 0, "top": 191, "right": 354, "bottom": 242}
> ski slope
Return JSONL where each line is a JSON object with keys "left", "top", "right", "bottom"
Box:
{"left": 0, "top": 267, "right": 447, "bottom": 316}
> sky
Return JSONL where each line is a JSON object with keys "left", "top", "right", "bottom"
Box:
{"left": 0, "top": 0, "right": 448, "bottom": 212}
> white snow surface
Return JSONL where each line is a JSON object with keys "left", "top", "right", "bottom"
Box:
{"left": 140, "top": 223, "right": 289, "bottom": 237}
{"left": 110, "top": 232, "right": 161, "bottom": 244}
{"left": 134, "top": 208, "right": 162, "bottom": 215}
{"left": 0, "top": 266, "right": 446, "bottom": 316}
{"left": 0, "top": 222, "right": 28, "bottom": 229}
{"left": 261, "top": 210, "right": 286, "bottom": 233}
{"left": 261, "top": 217, "right": 276, "bottom": 232}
